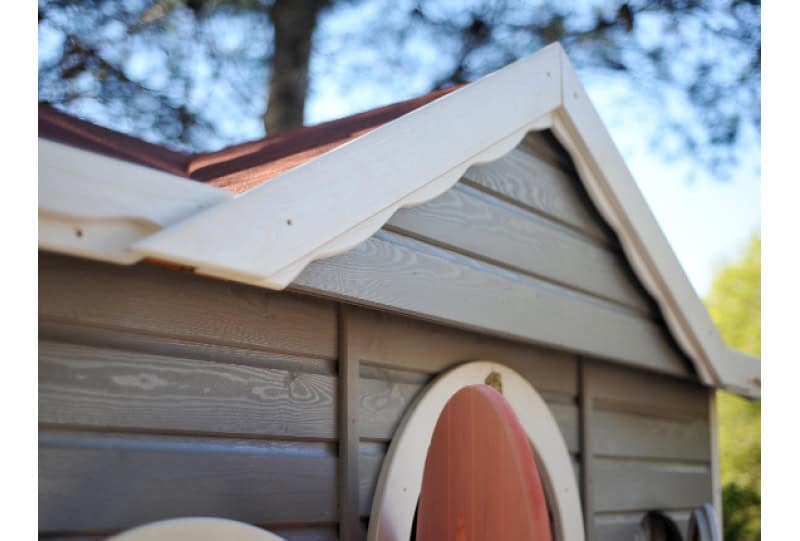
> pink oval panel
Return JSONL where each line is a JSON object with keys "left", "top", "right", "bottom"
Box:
{"left": 416, "top": 384, "right": 553, "bottom": 541}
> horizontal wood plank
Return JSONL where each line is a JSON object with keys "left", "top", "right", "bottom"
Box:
{"left": 39, "top": 431, "right": 337, "bottom": 533}
{"left": 359, "top": 442, "right": 387, "bottom": 518}
{"left": 594, "top": 511, "right": 690, "bottom": 541}
{"left": 592, "top": 458, "right": 712, "bottom": 513}
{"left": 462, "top": 147, "right": 610, "bottom": 243}
{"left": 359, "top": 377, "right": 426, "bottom": 442}
{"left": 40, "top": 320, "right": 336, "bottom": 376}
{"left": 39, "top": 341, "right": 337, "bottom": 440}
{"left": 359, "top": 373, "right": 578, "bottom": 452}
{"left": 548, "top": 402, "right": 580, "bottom": 454}
{"left": 39, "top": 253, "right": 337, "bottom": 359}
{"left": 588, "top": 361, "right": 708, "bottom": 419}
{"left": 519, "top": 131, "right": 576, "bottom": 173}
{"left": 293, "top": 233, "right": 691, "bottom": 379}
{"left": 349, "top": 308, "right": 578, "bottom": 396}
{"left": 387, "top": 183, "right": 652, "bottom": 312}
{"left": 592, "top": 409, "right": 710, "bottom": 462}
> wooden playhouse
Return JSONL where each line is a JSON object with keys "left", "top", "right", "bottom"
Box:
{"left": 38, "top": 44, "right": 760, "bottom": 541}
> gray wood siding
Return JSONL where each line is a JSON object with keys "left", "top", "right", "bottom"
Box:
{"left": 292, "top": 131, "right": 693, "bottom": 380}
{"left": 40, "top": 431, "right": 338, "bottom": 531}
{"left": 584, "top": 361, "right": 713, "bottom": 540}
{"left": 40, "top": 253, "right": 338, "bottom": 360}
{"left": 462, "top": 139, "right": 611, "bottom": 243}
{"left": 39, "top": 253, "right": 339, "bottom": 539}
{"left": 358, "top": 365, "right": 579, "bottom": 454}
{"left": 39, "top": 341, "right": 337, "bottom": 440}
{"left": 386, "top": 183, "right": 650, "bottom": 312}
{"left": 39, "top": 131, "right": 714, "bottom": 540}
{"left": 342, "top": 307, "right": 582, "bottom": 529}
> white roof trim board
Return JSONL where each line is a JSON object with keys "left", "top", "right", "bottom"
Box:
{"left": 38, "top": 43, "right": 760, "bottom": 398}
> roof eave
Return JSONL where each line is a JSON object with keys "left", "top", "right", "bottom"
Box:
{"left": 37, "top": 42, "right": 761, "bottom": 398}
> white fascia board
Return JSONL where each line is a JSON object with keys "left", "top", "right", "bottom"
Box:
{"left": 550, "top": 48, "right": 759, "bottom": 398}
{"left": 39, "top": 138, "right": 232, "bottom": 264}
{"left": 132, "top": 44, "right": 562, "bottom": 287}
{"left": 37, "top": 43, "right": 760, "bottom": 398}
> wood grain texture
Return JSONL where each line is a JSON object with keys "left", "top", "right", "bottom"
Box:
{"left": 387, "top": 183, "right": 653, "bottom": 313}
{"left": 293, "top": 232, "right": 692, "bottom": 378}
{"left": 39, "top": 252, "right": 337, "bottom": 359}
{"left": 358, "top": 442, "right": 387, "bottom": 518}
{"left": 593, "top": 511, "right": 690, "bottom": 541}
{"left": 557, "top": 51, "right": 760, "bottom": 396}
{"left": 579, "top": 359, "right": 596, "bottom": 541}
{"left": 591, "top": 458, "right": 712, "bottom": 512}
{"left": 40, "top": 319, "right": 336, "bottom": 376}
{"left": 38, "top": 138, "right": 232, "bottom": 265}
{"left": 347, "top": 308, "right": 579, "bottom": 396}
{"left": 588, "top": 361, "right": 708, "bottom": 420}
{"left": 591, "top": 409, "right": 710, "bottom": 461}
{"left": 582, "top": 359, "right": 713, "bottom": 538}
{"left": 359, "top": 377, "right": 427, "bottom": 442}
{"left": 337, "top": 305, "right": 361, "bottom": 541}
{"left": 462, "top": 146, "right": 611, "bottom": 243}
{"left": 39, "top": 431, "right": 337, "bottom": 533}
{"left": 39, "top": 340, "right": 337, "bottom": 440}
{"left": 519, "top": 131, "right": 576, "bottom": 173}
{"left": 358, "top": 374, "right": 578, "bottom": 452}
{"left": 132, "top": 46, "right": 562, "bottom": 289}
{"left": 359, "top": 364, "right": 431, "bottom": 385}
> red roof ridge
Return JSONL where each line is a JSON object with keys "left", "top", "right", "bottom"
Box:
{"left": 38, "top": 103, "right": 193, "bottom": 178}
{"left": 39, "top": 85, "right": 463, "bottom": 193}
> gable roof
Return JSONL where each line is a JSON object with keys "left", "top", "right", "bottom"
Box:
{"left": 38, "top": 43, "right": 760, "bottom": 398}
{"left": 40, "top": 84, "right": 460, "bottom": 192}
{"left": 39, "top": 104, "right": 192, "bottom": 178}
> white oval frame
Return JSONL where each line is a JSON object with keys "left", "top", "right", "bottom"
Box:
{"left": 107, "top": 517, "right": 286, "bottom": 541}
{"left": 366, "top": 361, "right": 584, "bottom": 541}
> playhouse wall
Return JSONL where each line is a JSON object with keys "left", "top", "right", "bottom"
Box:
{"left": 38, "top": 131, "right": 714, "bottom": 540}
{"left": 39, "top": 251, "right": 712, "bottom": 541}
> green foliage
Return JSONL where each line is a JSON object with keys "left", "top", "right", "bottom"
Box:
{"left": 722, "top": 482, "right": 761, "bottom": 541}
{"left": 706, "top": 236, "right": 761, "bottom": 358}
{"left": 704, "top": 234, "right": 760, "bottom": 541}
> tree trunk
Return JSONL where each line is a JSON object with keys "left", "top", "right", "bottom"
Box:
{"left": 264, "top": 0, "right": 327, "bottom": 135}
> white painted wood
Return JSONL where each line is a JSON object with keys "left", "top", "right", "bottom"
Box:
{"left": 687, "top": 503, "right": 722, "bottom": 541}
{"left": 366, "top": 361, "right": 584, "bottom": 541}
{"left": 37, "top": 43, "right": 759, "bottom": 398}
{"left": 108, "top": 518, "right": 285, "bottom": 541}
{"left": 130, "top": 46, "right": 562, "bottom": 287}
{"left": 550, "top": 48, "right": 758, "bottom": 397}
{"left": 38, "top": 139, "right": 232, "bottom": 264}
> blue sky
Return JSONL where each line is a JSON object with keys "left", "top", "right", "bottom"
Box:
{"left": 586, "top": 79, "right": 761, "bottom": 296}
